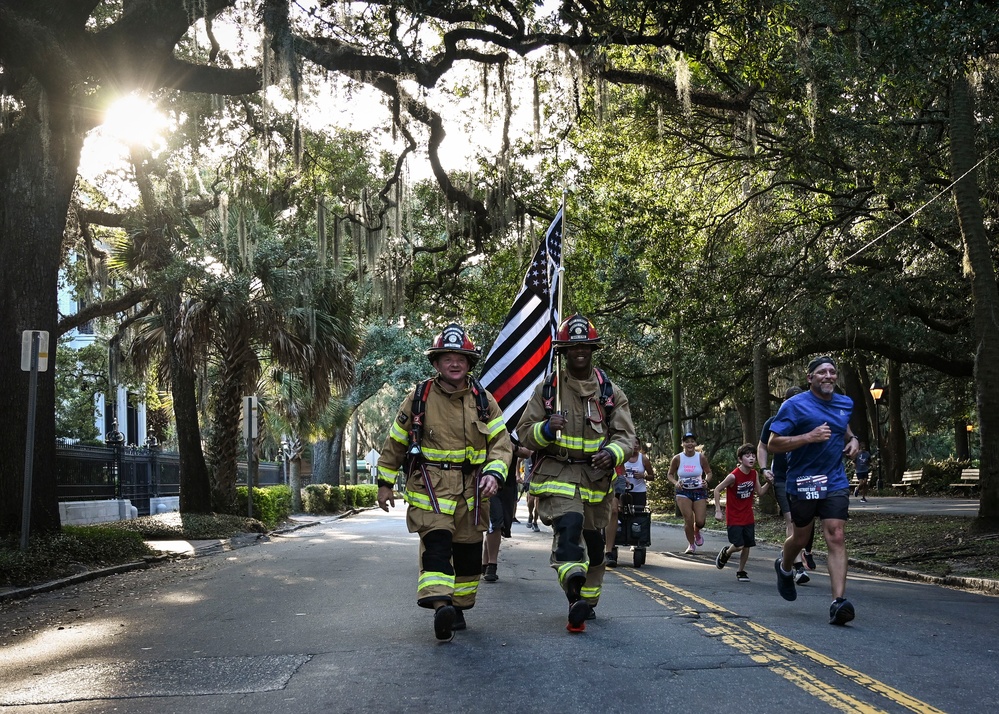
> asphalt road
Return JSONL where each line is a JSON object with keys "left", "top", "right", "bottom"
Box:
{"left": 0, "top": 500, "right": 996, "bottom": 713}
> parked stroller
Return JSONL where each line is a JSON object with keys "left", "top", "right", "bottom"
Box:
{"left": 611, "top": 488, "right": 653, "bottom": 568}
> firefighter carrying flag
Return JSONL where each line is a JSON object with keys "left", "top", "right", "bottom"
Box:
{"left": 478, "top": 204, "right": 563, "bottom": 426}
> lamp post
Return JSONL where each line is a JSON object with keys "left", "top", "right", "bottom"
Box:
{"left": 280, "top": 437, "right": 290, "bottom": 486}
{"left": 869, "top": 380, "right": 884, "bottom": 491}
{"left": 105, "top": 418, "right": 125, "bottom": 499}
{"left": 145, "top": 435, "right": 159, "bottom": 498}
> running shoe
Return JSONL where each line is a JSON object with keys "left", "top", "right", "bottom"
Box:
{"left": 605, "top": 550, "right": 618, "bottom": 568}
{"left": 803, "top": 552, "right": 816, "bottom": 570}
{"left": 794, "top": 565, "right": 810, "bottom": 585}
{"left": 736, "top": 571, "right": 750, "bottom": 582}
{"left": 829, "top": 598, "right": 855, "bottom": 626}
{"left": 684, "top": 544, "right": 696, "bottom": 555}
{"left": 694, "top": 531, "right": 704, "bottom": 547}
{"left": 774, "top": 558, "right": 797, "bottom": 601}
{"left": 532, "top": 522, "right": 540, "bottom": 532}
{"left": 715, "top": 546, "right": 730, "bottom": 569}
{"left": 483, "top": 564, "right": 498, "bottom": 582}
{"left": 860, "top": 497, "right": 868, "bottom": 503}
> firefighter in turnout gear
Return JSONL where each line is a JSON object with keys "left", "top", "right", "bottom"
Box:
{"left": 376, "top": 323, "right": 513, "bottom": 641}
{"left": 516, "top": 314, "right": 636, "bottom": 632}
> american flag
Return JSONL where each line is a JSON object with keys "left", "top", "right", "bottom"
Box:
{"left": 479, "top": 205, "right": 563, "bottom": 426}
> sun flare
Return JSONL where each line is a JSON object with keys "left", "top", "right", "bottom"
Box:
{"left": 102, "top": 94, "right": 172, "bottom": 148}
{"left": 78, "top": 94, "right": 174, "bottom": 190}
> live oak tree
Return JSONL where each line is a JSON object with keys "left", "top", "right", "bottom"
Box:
{"left": 0, "top": 0, "right": 744, "bottom": 536}
{"left": 6, "top": 0, "right": 999, "bottom": 539}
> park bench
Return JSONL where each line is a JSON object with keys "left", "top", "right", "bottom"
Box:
{"left": 950, "top": 468, "right": 979, "bottom": 492}
{"left": 891, "top": 469, "right": 923, "bottom": 493}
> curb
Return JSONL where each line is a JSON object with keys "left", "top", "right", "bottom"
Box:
{"left": 0, "top": 510, "right": 361, "bottom": 603}
{"left": 844, "top": 557, "right": 999, "bottom": 595}
{"left": 0, "top": 561, "right": 152, "bottom": 602}
{"left": 655, "top": 522, "right": 999, "bottom": 596}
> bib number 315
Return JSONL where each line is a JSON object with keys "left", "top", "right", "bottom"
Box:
{"left": 796, "top": 474, "right": 828, "bottom": 500}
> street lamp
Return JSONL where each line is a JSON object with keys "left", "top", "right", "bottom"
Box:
{"left": 105, "top": 418, "right": 126, "bottom": 499}
{"left": 869, "top": 380, "right": 884, "bottom": 491}
{"left": 280, "top": 438, "right": 290, "bottom": 486}
{"left": 145, "top": 435, "right": 159, "bottom": 498}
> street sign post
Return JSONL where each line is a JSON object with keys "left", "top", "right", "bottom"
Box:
{"left": 243, "top": 396, "right": 258, "bottom": 518}
{"left": 20, "top": 330, "right": 49, "bottom": 551}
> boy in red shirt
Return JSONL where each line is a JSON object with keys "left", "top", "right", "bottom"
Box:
{"left": 713, "top": 444, "right": 774, "bottom": 581}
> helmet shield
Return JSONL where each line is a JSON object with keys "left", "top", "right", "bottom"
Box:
{"left": 553, "top": 313, "right": 601, "bottom": 352}
{"left": 425, "top": 323, "right": 481, "bottom": 367}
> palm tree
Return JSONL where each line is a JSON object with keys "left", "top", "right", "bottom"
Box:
{"left": 193, "top": 207, "right": 357, "bottom": 513}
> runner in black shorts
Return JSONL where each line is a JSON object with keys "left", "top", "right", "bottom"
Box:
{"left": 766, "top": 356, "right": 860, "bottom": 626}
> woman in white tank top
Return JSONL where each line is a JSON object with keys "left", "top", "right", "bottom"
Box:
{"left": 667, "top": 431, "right": 713, "bottom": 554}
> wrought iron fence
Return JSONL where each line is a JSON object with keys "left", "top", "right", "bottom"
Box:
{"left": 55, "top": 444, "right": 282, "bottom": 516}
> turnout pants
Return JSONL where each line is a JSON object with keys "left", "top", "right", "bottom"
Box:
{"left": 408, "top": 482, "right": 488, "bottom": 610}
{"left": 539, "top": 487, "right": 614, "bottom": 607}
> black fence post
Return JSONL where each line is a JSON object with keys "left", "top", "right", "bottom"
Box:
{"left": 105, "top": 420, "right": 125, "bottom": 500}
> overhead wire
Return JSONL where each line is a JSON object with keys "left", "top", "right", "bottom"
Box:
{"left": 840, "top": 145, "right": 999, "bottom": 265}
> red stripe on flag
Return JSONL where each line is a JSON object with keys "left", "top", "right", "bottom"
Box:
{"left": 492, "top": 337, "right": 551, "bottom": 403}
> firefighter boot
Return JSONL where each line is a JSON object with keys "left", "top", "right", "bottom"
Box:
{"left": 434, "top": 605, "right": 457, "bottom": 641}
{"left": 566, "top": 573, "right": 591, "bottom": 633}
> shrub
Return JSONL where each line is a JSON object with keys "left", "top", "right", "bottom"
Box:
{"left": 0, "top": 527, "right": 152, "bottom": 588}
{"left": 347, "top": 484, "right": 378, "bottom": 508}
{"left": 344, "top": 484, "right": 374, "bottom": 508}
{"left": 302, "top": 483, "right": 379, "bottom": 513}
{"left": 235, "top": 485, "right": 292, "bottom": 528}
{"left": 921, "top": 457, "right": 969, "bottom": 494}
{"left": 108, "top": 512, "right": 266, "bottom": 539}
{"left": 302, "top": 484, "right": 343, "bottom": 513}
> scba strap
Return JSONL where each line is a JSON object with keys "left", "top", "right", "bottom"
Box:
{"left": 408, "top": 376, "right": 491, "bottom": 452}
{"left": 541, "top": 368, "right": 615, "bottom": 417}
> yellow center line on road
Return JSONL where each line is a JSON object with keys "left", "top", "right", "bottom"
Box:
{"left": 613, "top": 568, "right": 946, "bottom": 714}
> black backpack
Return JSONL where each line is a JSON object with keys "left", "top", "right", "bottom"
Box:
{"left": 406, "top": 376, "right": 492, "bottom": 456}
{"left": 540, "top": 368, "right": 615, "bottom": 418}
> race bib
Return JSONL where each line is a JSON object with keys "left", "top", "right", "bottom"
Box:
{"left": 796, "top": 474, "right": 828, "bottom": 500}
{"left": 680, "top": 475, "right": 702, "bottom": 490}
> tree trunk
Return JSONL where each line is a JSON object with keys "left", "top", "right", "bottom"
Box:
{"left": 955, "top": 419, "right": 971, "bottom": 462}
{"left": 311, "top": 438, "right": 337, "bottom": 485}
{"left": 752, "top": 342, "right": 770, "bottom": 447}
{"left": 735, "top": 401, "right": 754, "bottom": 446}
{"left": 163, "top": 296, "right": 212, "bottom": 514}
{"left": 349, "top": 411, "right": 359, "bottom": 485}
{"left": 885, "top": 360, "right": 904, "bottom": 484}
{"left": 753, "top": 343, "right": 778, "bottom": 515}
{"left": 672, "top": 324, "right": 682, "bottom": 518}
{"left": 841, "top": 362, "right": 872, "bottom": 446}
{"left": 289, "top": 456, "right": 303, "bottom": 512}
{"left": 0, "top": 84, "right": 85, "bottom": 537}
{"left": 205, "top": 327, "right": 253, "bottom": 514}
{"left": 949, "top": 70, "right": 999, "bottom": 521}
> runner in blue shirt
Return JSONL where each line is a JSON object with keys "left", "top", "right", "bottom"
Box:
{"left": 767, "top": 355, "right": 860, "bottom": 626}
{"left": 854, "top": 443, "right": 871, "bottom": 502}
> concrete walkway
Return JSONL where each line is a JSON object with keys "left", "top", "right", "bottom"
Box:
{"left": 847, "top": 496, "right": 980, "bottom": 516}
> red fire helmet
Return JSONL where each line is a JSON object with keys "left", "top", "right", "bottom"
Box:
{"left": 552, "top": 313, "right": 602, "bottom": 351}
{"left": 425, "top": 323, "right": 482, "bottom": 367}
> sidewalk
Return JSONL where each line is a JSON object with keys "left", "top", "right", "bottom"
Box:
{"left": 847, "top": 496, "right": 980, "bottom": 516}
{"left": 0, "top": 514, "right": 334, "bottom": 602}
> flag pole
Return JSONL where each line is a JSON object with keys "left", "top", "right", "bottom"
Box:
{"left": 554, "top": 186, "right": 567, "bottom": 424}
